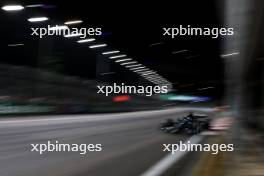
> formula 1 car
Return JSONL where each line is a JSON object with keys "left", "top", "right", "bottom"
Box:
{"left": 160, "top": 113, "right": 210, "bottom": 134}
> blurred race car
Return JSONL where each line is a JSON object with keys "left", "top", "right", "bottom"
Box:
{"left": 160, "top": 113, "right": 210, "bottom": 134}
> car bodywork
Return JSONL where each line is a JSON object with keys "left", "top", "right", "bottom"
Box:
{"left": 160, "top": 114, "right": 210, "bottom": 134}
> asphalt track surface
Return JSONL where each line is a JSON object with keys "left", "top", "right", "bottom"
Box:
{"left": 0, "top": 107, "right": 214, "bottom": 176}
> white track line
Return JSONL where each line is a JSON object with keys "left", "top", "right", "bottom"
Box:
{"left": 0, "top": 107, "right": 214, "bottom": 126}
{"left": 140, "top": 135, "right": 204, "bottom": 176}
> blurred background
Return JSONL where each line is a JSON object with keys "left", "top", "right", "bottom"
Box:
{"left": 0, "top": 0, "right": 263, "bottom": 176}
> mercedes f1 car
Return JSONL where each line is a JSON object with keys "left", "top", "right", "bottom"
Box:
{"left": 160, "top": 113, "right": 210, "bottom": 134}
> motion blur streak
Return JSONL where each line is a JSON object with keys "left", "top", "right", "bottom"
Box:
{"left": 0, "top": 107, "right": 214, "bottom": 176}
{"left": 112, "top": 95, "right": 130, "bottom": 102}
